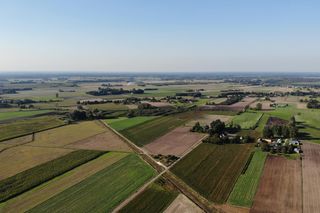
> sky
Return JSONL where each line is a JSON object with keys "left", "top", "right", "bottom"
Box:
{"left": 0, "top": 0, "right": 319, "bottom": 72}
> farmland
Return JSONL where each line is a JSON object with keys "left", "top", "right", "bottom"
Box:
{"left": 171, "top": 143, "right": 253, "bottom": 203}
{"left": 0, "top": 110, "right": 52, "bottom": 121}
{"left": 0, "top": 116, "right": 65, "bottom": 141}
{"left": 164, "top": 194, "right": 204, "bottom": 213}
{"left": 231, "top": 112, "right": 263, "bottom": 129}
{"left": 228, "top": 149, "right": 267, "bottom": 207}
{"left": 0, "top": 150, "right": 105, "bottom": 202}
{"left": 66, "top": 131, "right": 132, "bottom": 152}
{"left": 105, "top": 116, "right": 158, "bottom": 131}
{"left": 120, "top": 113, "right": 193, "bottom": 146}
{"left": 144, "top": 127, "right": 205, "bottom": 156}
{"left": 29, "top": 121, "right": 106, "bottom": 147}
{"left": 251, "top": 156, "right": 302, "bottom": 213}
{"left": 0, "top": 146, "right": 72, "bottom": 180}
{"left": 302, "top": 142, "right": 320, "bottom": 213}
{"left": 119, "top": 177, "right": 178, "bottom": 213}
{"left": 29, "top": 154, "right": 155, "bottom": 213}
{"left": 1, "top": 152, "right": 128, "bottom": 212}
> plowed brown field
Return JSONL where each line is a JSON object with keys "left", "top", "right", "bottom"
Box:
{"left": 143, "top": 127, "right": 205, "bottom": 156}
{"left": 302, "top": 142, "right": 320, "bottom": 213}
{"left": 251, "top": 156, "right": 302, "bottom": 213}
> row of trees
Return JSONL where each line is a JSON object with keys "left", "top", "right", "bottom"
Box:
{"left": 87, "top": 87, "right": 144, "bottom": 96}
{"left": 306, "top": 99, "right": 320, "bottom": 109}
{"left": 203, "top": 134, "right": 254, "bottom": 145}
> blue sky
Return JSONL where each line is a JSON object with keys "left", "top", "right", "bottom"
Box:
{"left": 0, "top": 0, "right": 319, "bottom": 72}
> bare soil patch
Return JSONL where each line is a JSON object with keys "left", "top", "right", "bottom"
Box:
{"left": 302, "top": 142, "right": 320, "bottom": 213}
{"left": 144, "top": 127, "right": 205, "bottom": 157}
{"left": 66, "top": 131, "right": 132, "bottom": 152}
{"left": 251, "top": 156, "right": 302, "bottom": 213}
{"left": 164, "top": 194, "right": 204, "bottom": 213}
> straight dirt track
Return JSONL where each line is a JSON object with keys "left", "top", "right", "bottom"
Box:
{"left": 250, "top": 156, "right": 302, "bottom": 213}
{"left": 302, "top": 142, "right": 320, "bottom": 213}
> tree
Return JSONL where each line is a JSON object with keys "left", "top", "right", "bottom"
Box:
{"left": 256, "top": 102, "right": 262, "bottom": 110}
{"left": 263, "top": 126, "right": 273, "bottom": 138}
{"left": 210, "top": 119, "right": 225, "bottom": 135}
{"left": 289, "top": 116, "right": 296, "bottom": 127}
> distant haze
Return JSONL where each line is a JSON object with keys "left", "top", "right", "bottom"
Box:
{"left": 0, "top": 0, "right": 319, "bottom": 72}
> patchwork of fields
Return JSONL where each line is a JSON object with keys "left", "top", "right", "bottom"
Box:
{"left": 120, "top": 113, "right": 194, "bottom": 147}
{"left": 119, "top": 177, "right": 178, "bottom": 213}
{"left": 228, "top": 149, "right": 267, "bottom": 207}
{"left": 171, "top": 143, "right": 253, "bottom": 203}
{"left": 0, "top": 116, "right": 65, "bottom": 141}
{"left": 105, "top": 116, "right": 158, "bottom": 131}
{"left": 29, "top": 154, "right": 155, "bottom": 213}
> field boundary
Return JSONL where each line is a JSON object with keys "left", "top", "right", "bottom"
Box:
{"left": 0, "top": 123, "right": 67, "bottom": 143}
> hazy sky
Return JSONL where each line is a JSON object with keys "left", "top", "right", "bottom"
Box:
{"left": 0, "top": 0, "right": 319, "bottom": 72}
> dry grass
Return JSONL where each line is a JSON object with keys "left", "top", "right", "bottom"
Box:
{"left": 0, "top": 146, "right": 72, "bottom": 180}
{"left": 29, "top": 121, "right": 106, "bottom": 148}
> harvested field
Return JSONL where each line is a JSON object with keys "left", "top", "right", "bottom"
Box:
{"left": 0, "top": 116, "right": 65, "bottom": 141}
{"left": 121, "top": 112, "right": 194, "bottom": 146}
{"left": 29, "top": 154, "right": 155, "bottom": 213}
{"left": 250, "top": 101, "right": 273, "bottom": 110}
{"left": 164, "top": 194, "right": 204, "bottom": 213}
{"left": 231, "top": 97, "right": 257, "bottom": 108}
{"left": 0, "top": 150, "right": 105, "bottom": 202}
{"left": 144, "top": 127, "right": 205, "bottom": 156}
{"left": 1, "top": 152, "right": 128, "bottom": 212}
{"left": 120, "top": 177, "right": 178, "bottom": 213}
{"left": 29, "top": 121, "right": 106, "bottom": 147}
{"left": 66, "top": 131, "right": 132, "bottom": 152}
{"left": 0, "top": 146, "right": 72, "bottom": 180}
{"left": 251, "top": 156, "right": 302, "bottom": 213}
{"left": 302, "top": 142, "right": 320, "bottom": 213}
{"left": 186, "top": 114, "right": 232, "bottom": 127}
{"left": 142, "top": 101, "right": 173, "bottom": 107}
{"left": 172, "top": 143, "right": 253, "bottom": 203}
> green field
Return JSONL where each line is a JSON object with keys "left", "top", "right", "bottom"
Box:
{"left": 261, "top": 106, "right": 320, "bottom": 143}
{"left": 171, "top": 143, "right": 253, "bottom": 203}
{"left": 119, "top": 177, "right": 178, "bottom": 213}
{"left": 228, "top": 149, "right": 267, "bottom": 207}
{"left": 0, "top": 150, "right": 105, "bottom": 202}
{"left": 0, "top": 116, "right": 65, "bottom": 141}
{"left": 255, "top": 113, "right": 270, "bottom": 134}
{"left": 105, "top": 116, "right": 158, "bottom": 131}
{"left": 120, "top": 113, "right": 193, "bottom": 146}
{"left": 232, "top": 112, "right": 263, "bottom": 129}
{"left": 29, "top": 154, "right": 155, "bottom": 213}
{"left": 0, "top": 110, "right": 52, "bottom": 121}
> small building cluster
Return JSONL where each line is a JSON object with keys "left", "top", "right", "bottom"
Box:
{"left": 258, "top": 138, "right": 302, "bottom": 154}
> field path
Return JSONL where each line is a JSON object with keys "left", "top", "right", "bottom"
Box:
{"left": 102, "top": 120, "right": 215, "bottom": 213}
